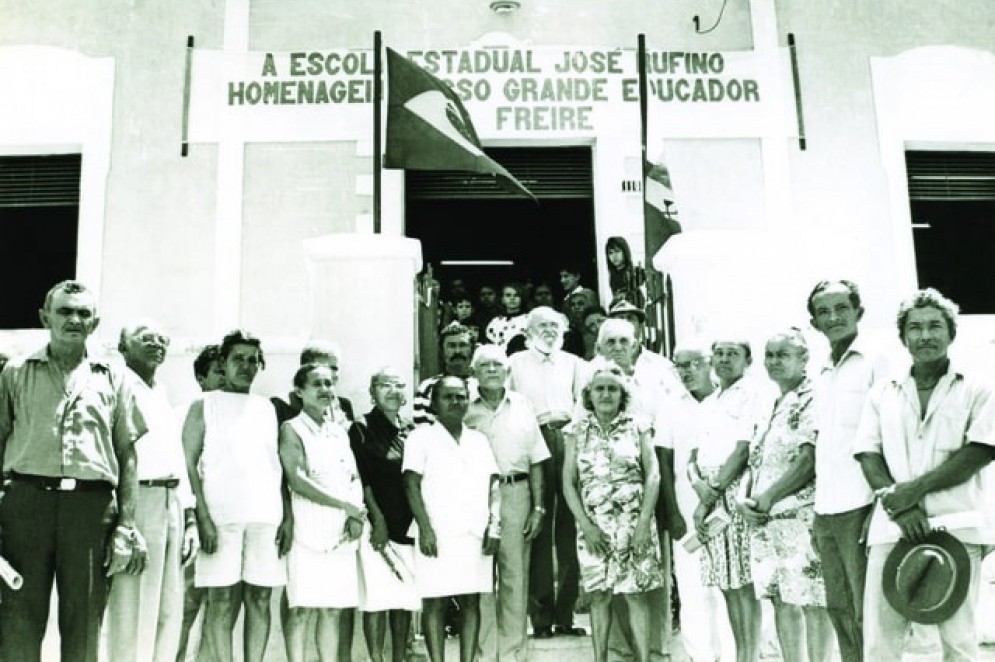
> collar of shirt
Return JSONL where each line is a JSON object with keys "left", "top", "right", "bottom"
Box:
{"left": 527, "top": 345, "right": 556, "bottom": 364}
{"left": 295, "top": 410, "right": 336, "bottom": 436}
{"left": 889, "top": 359, "right": 965, "bottom": 392}
{"left": 27, "top": 345, "right": 111, "bottom": 370}
{"left": 470, "top": 388, "right": 511, "bottom": 411}
{"left": 822, "top": 332, "right": 872, "bottom": 373}
{"left": 365, "top": 406, "right": 412, "bottom": 436}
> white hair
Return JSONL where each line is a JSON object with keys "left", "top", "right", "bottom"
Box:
{"left": 471, "top": 344, "right": 510, "bottom": 371}
{"left": 596, "top": 318, "right": 636, "bottom": 347}
{"left": 526, "top": 306, "right": 567, "bottom": 331}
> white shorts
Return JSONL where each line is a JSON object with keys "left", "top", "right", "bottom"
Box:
{"left": 195, "top": 522, "right": 286, "bottom": 588}
{"left": 413, "top": 533, "right": 493, "bottom": 599}
{"left": 287, "top": 542, "right": 360, "bottom": 609}
{"left": 358, "top": 537, "right": 421, "bottom": 612}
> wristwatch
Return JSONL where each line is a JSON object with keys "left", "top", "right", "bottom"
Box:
{"left": 533, "top": 506, "right": 547, "bottom": 514}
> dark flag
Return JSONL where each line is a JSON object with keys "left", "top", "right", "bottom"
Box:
{"left": 643, "top": 156, "right": 682, "bottom": 263}
{"left": 384, "top": 47, "right": 534, "bottom": 199}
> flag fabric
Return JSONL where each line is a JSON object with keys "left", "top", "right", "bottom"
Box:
{"left": 643, "top": 156, "right": 682, "bottom": 263}
{"left": 384, "top": 48, "right": 534, "bottom": 199}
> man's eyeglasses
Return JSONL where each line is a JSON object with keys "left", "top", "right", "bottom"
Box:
{"left": 674, "top": 359, "right": 705, "bottom": 371}
{"left": 136, "top": 333, "right": 170, "bottom": 348}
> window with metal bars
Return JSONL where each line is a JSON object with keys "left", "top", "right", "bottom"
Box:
{"left": 0, "top": 154, "right": 81, "bottom": 329}
{"left": 905, "top": 150, "right": 995, "bottom": 314}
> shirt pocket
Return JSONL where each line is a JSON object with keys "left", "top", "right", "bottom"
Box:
{"left": 933, "top": 405, "right": 969, "bottom": 454}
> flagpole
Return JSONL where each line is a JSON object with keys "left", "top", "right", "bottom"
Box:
{"left": 638, "top": 34, "right": 648, "bottom": 197}
{"left": 373, "top": 30, "right": 383, "bottom": 234}
{"left": 636, "top": 33, "right": 659, "bottom": 350}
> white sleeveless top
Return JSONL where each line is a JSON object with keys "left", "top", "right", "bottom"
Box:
{"left": 286, "top": 412, "right": 364, "bottom": 553}
{"left": 201, "top": 391, "right": 282, "bottom": 525}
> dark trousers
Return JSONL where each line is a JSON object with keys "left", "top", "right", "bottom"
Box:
{"left": 0, "top": 481, "right": 116, "bottom": 662}
{"left": 812, "top": 505, "right": 872, "bottom": 662}
{"left": 528, "top": 425, "right": 580, "bottom": 630}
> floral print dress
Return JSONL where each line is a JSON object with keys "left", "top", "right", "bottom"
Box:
{"left": 566, "top": 411, "right": 665, "bottom": 594}
{"left": 748, "top": 378, "right": 826, "bottom": 607}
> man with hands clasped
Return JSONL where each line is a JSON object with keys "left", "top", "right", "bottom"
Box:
{"left": 854, "top": 288, "right": 995, "bottom": 661}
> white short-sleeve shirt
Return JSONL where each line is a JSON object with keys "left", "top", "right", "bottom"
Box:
{"left": 694, "top": 377, "right": 776, "bottom": 470}
{"left": 813, "top": 335, "right": 889, "bottom": 514}
{"left": 403, "top": 423, "right": 499, "bottom": 539}
{"left": 853, "top": 363, "right": 995, "bottom": 545}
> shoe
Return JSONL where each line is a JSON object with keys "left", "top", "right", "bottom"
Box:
{"left": 553, "top": 625, "right": 587, "bottom": 636}
{"left": 532, "top": 626, "right": 554, "bottom": 639}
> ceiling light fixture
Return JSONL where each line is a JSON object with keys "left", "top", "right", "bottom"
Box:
{"left": 489, "top": 0, "right": 521, "bottom": 15}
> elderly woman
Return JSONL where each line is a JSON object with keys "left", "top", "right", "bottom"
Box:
{"left": 349, "top": 367, "right": 420, "bottom": 662}
{"left": 737, "top": 329, "right": 832, "bottom": 662}
{"left": 689, "top": 338, "right": 774, "bottom": 662}
{"left": 279, "top": 363, "right": 365, "bottom": 662}
{"left": 562, "top": 366, "right": 664, "bottom": 662}
{"left": 485, "top": 282, "right": 529, "bottom": 350}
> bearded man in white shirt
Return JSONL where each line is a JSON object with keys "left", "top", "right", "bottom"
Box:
{"left": 509, "top": 307, "right": 587, "bottom": 638}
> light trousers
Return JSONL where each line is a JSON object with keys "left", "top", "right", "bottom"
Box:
{"left": 105, "top": 485, "right": 184, "bottom": 662}
{"left": 864, "top": 541, "right": 984, "bottom": 662}
{"left": 673, "top": 540, "right": 734, "bottom": 662}
{"left": 478, "top": 480, "right": 532, "bottom": 661}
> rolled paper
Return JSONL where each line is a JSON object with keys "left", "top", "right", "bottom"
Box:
{"left": 0, "top": 556, "right": 23, "bottom": 590}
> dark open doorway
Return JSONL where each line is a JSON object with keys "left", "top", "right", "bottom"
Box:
{"left": 405, "top": 146, "right": 597, "bottom": 305}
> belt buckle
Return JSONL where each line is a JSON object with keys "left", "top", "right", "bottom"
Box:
{"left": 58, "top": 478, "right": 77, "bottom": 491}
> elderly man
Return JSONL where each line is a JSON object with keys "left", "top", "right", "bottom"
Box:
{"left": 0, "top": 280, "right": 148, "bottom": 662}
{"left": 414, "top": 322, "right": 476, "bottom": 427}
{"left": 183, "top": 330, "right": 291, "bottom": 662}
{"left": 607, "top": 300, "right": 682, "bottom": 403}
{"left": 106, "top": 321, "right": 200, "bottom": 662}
{"left": 807, "top": 279, "right": 891, "bottom": 662}
{"left": 404, "top": 376, "right": 501, "bottom": 662}
{"left": 466, "top": 344, "right": 550, "bottom": 661}
{"left": 855, "top": 288, "right": 995, "bottom": 661}
{"left": 509, "top": 306, "right": 586, "bottom": 638}
{"left": 655, "top": 340, "right": 734, "bottom": 662}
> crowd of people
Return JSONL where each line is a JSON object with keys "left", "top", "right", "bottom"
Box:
{"left": 0, "top": 271, "right": 993, "bottom": 662}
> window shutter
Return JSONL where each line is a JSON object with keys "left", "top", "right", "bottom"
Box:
{"left": 0, "top": 154, "right": 82, "bottom": 208}
{"left": 906, "top": 151, "right": 995, "bottom": 201}
{"left": 406, "top": 146, "right": 592, "bottom": 200}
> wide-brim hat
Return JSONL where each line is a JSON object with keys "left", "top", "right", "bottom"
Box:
{"left": 882, "top": 530, "right": 970, "bottom": 624}
{"left": 607, "top": 299, "right": 646, "bottom": 322}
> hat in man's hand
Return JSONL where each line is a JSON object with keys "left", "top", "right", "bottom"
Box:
{"left": 882, "top": 530, "right": 971, "bottom": 624}
{"left": 607, "top": 300, "right": 646, "bottom": 322}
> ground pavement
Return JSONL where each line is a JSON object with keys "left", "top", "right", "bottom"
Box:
{"left": 33, "top": 589, "right": 995, "bottom": 660}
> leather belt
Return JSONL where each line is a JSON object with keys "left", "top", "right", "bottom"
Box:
{"left": 498, "top": 473, "right": 529, "bottom": 485}
{"left": 10, "top": 471, "right": 113, "bottom": 492}
{"left": 139, "top": 478, "right": 180, "bottom": 488}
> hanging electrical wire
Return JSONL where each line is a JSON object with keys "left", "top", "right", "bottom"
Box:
{"left": 693, "top": 0, "right": 729, "bottom": 34}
